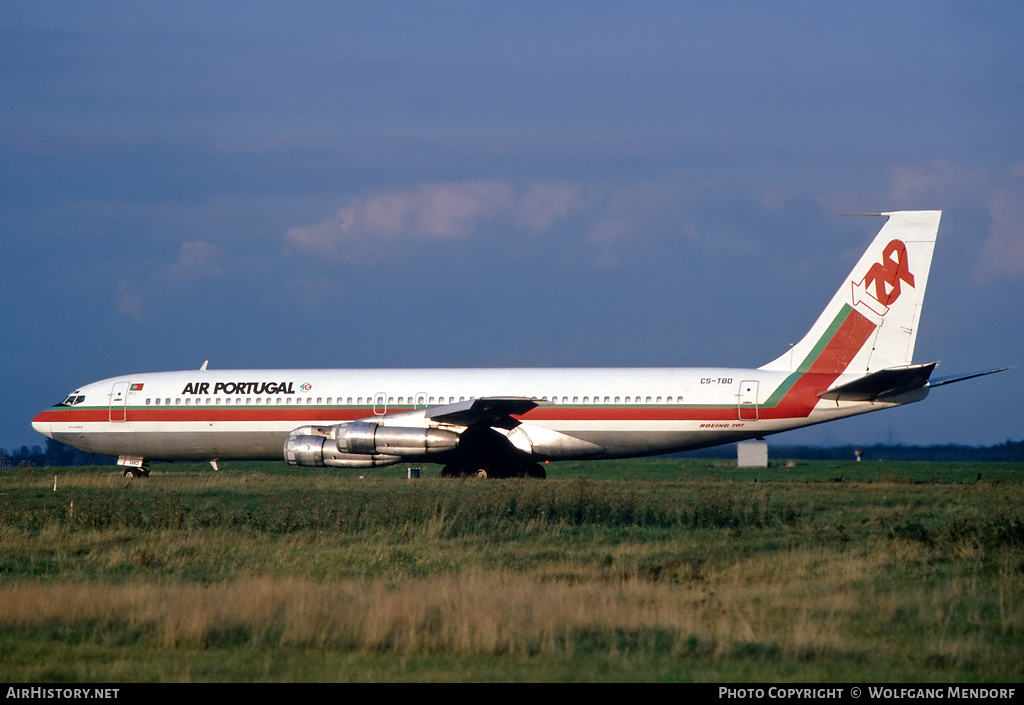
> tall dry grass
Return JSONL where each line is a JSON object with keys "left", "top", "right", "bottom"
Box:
{"left": 3, "top": 544, "right": 1019, "bottom": 666}
{"left": 0, "top": 572, "right": 830, "bottom": 656}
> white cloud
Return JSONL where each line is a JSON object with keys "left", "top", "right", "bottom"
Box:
{"left": 284, "top": 177, "right": 747, "bottom": 269}
{"left": 878, "top": 160, "right": 1024, "bottom": 281}
{"left": 974, "top": 177, "right": 1024, "bottom": 279}
{"left": 584, "top": 179, "right": 703, "bottom": 247}
{"left": 285, "top": 179, "right": 585, "bottom": 259}
{"left": 171, "top": 240, "right": 225, "bottom": 278}
{"left": 886, "top": 160, "right": 986, "bottom": 207}
{"left": 514, "top": 181, "right": 586, "bottom": 233}
{"left": 117, "top": 279, "right": 143, "bottom": 320}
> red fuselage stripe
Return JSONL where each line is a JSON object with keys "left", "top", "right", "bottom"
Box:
{"left": 35, "top": 310, "right": 878, "bottom": 428}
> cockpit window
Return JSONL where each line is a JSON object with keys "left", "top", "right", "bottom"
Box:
{"left": 60, "top": 395, "right": 86, "bottom": 406}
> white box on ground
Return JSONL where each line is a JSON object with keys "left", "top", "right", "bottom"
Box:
{"left": 737, "top": 441, "right": 767, "bottom": 467}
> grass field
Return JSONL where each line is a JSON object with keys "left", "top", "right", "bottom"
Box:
{"left": 0, "top": 458, "right": 1021, "bottom": 682}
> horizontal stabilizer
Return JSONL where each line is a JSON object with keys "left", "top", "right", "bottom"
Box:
{"left": 818, "top": 363, "right": 937, "bottom": 402}
{"left": 928, "top": 366, "right": 1012, "bottom": 388}
{"left": 426, "top": 396, "right": 545, "bottom": 428}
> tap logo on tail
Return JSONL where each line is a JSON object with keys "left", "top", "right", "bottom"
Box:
{"left": 851, "top": 239, "right": 915, "bottom": 316}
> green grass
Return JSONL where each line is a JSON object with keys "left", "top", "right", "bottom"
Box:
{"left": 0, "top": 459, "right": 1021, "bottom": 682}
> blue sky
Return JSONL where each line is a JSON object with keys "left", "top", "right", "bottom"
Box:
{"left": 3, "top": 1, "right": 1022, "bottom": 451}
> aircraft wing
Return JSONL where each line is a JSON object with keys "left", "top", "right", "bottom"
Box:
{"left": 818, "top": 363, "right": 937, "bottom": 402}
{"left": 424, "top": 396, "right": 546, "bottom": 429}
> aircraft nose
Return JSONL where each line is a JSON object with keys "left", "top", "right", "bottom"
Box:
{"left": 31, "top": 412, "right": 53, "bottom": 440}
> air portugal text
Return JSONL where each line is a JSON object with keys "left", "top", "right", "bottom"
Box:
{"left": 181, "top": 381, "right": 296, "bottom": 395}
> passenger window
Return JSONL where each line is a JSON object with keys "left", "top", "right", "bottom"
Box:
{"left": 615, "top": 396, "right": 620, "bottom": 403}
{"left": 583, "top": 396, "right": 589, "bottom": 403}
{"left": 656, "top": 396, "right": 662, "bottom": 404}
{"left": 146, "top": 398, "right": 152, "bottom": 405}
{"left": 225, "top": 398, "right": 231, "bottom": 405}
{"left": 175, "top": 398, "right": 181, "bottom": 405}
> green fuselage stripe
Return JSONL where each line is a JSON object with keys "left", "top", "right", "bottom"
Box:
{"left": 762, "top": 304, "right": 854, "bottom": 408}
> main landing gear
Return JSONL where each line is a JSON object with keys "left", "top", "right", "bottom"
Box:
{"left": 440, "top": 461, "right": 546, "bottom": 479}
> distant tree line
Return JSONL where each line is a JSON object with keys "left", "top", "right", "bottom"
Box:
{"left": 685, "top": 439, "right": 1024, "bottom": 462}
{"left": 1, "top": 439, "right": 115, "bottom": 468}
{"left": 2, "top": 437, "right": 1022, "bottom": 468}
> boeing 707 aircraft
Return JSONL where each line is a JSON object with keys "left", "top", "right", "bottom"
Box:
{"left": 32, "top": 211, "right": 1005, "bottom": 477}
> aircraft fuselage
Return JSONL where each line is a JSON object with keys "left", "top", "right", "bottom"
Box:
{"left": 32, "top": 365, "right": 914, "bottom": 463}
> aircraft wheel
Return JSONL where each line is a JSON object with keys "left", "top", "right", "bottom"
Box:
{"left": 123, "top": 467, "right": 145, "bottom": 478}
{"left": 526, "top": 463, "right": 546, "bottom": 479}
{"left": 472, "top": 467, "right": 489, "bottom": 479}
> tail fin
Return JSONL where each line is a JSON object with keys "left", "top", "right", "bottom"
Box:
{"left": 760, "top": 211, "right": 941, "bottom": 375}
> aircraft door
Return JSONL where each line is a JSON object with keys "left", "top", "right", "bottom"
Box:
{"left": 109, "top": 382, "right": 130, "bottom": 422}
{"left": 738, "top": 380, "right": 759, "bottom": 421}
{"left": 373, "top": 392, "right": 387, "bottom": 415}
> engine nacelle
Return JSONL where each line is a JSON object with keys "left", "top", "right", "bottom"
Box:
{"left": 284, "top": 426, "right": 400, "bottom": 468}
{"left": 335, "top": 421, "right": 459, "bottom": 456}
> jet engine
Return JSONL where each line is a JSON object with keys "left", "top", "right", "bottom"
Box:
{"left": 283, "top": 426, "right": 399, "bottom": 468}
{"left": 334, "top": 420, "right": 459, "bottom": 456}
{"left": 283, "top": 422, "right": 460, "bottom": 468}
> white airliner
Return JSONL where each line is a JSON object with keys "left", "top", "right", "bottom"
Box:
{"left": 32, "top": 211, "right": 1005, "bottom": 477}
